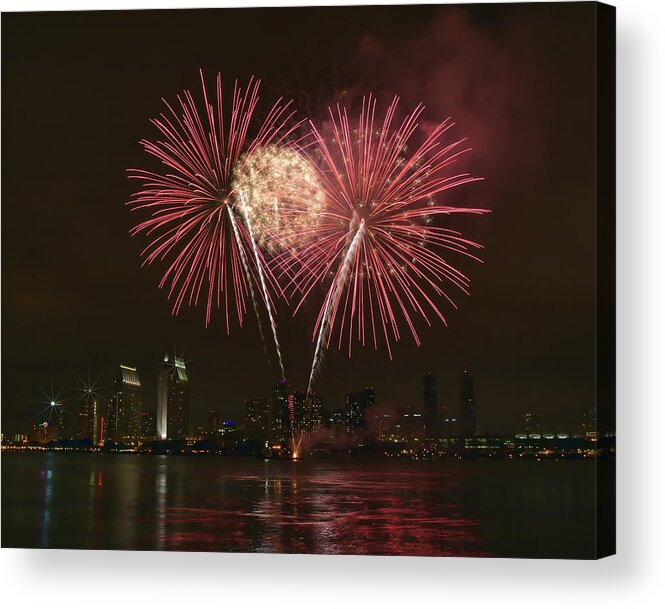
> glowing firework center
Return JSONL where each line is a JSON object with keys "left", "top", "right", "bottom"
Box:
{"left": 231, "top": 145, "right": 325, "bottom": 254}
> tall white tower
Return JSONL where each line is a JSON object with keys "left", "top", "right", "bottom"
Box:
{"left": 157, "top": 354, "right": 169, "bottom": 440}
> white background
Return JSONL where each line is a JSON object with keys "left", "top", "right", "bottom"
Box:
{"left": 1, "top": 1, "right": 663, "bottom": 607}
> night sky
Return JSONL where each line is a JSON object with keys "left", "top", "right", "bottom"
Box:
{"left": 2, "top": 3, "right": 597, "bottom": 434}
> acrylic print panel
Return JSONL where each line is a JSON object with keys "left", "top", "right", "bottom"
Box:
{"left": 1, "top": 2, "right": 615, "bottom": 559}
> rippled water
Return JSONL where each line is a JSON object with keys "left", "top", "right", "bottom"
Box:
{"left": 1, "top": 452, "right": 596, "bottom": 557}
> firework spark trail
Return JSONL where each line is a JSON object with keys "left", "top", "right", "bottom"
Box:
{"left": 238, "top": 189, "right": 285, "bottom": 377}
{"left": 306, "top": 219, "right": 366, "bottom": 398}
{"left": 226, "top": 205, "right": 271, "bottom": 364}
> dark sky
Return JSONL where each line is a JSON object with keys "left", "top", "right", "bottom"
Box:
{"left": 2, "top": 3, "right": 597, "bottom": 434}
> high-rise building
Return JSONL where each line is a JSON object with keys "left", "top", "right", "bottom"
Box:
{"left": 271, "top": 378, "right": 291, "bottom": 447}
{"left": 292, "top": 392, "right": 323, "bottom": 435}
{"left": 423, "top": 371, "right": 439, "bottom": 439}
{"left": 208, "top": 410, "right": 223, "bottom": 435}
{"left": 157, "top": 354, "right": 190, "bottom": 440}
{"left": 245, "top": 398, "right": 272, "bottom": 443}
{"left": 345, "top": 388, "right": 375, "bottom": 433}
{"left": 459, "top": 371, "right": 477, "bottom": 437}
{"left": 140, "top": 411, "right": 156, "bottom": 439}
{"left": 376, "top": 412, "right": 395, "bottom": 442}
{"left": 332, "top": 408, "right": 346, "bottom": 439}
{"left": 320, "top": 408, "right": 333, "bottom": 430}
{"left": 77, "top": 390, "right": 99, "bottom": 441}
{"left": 398, "top": 403, "right": 425, "bottom": 442}
{"left": 56, "top": 406, "right": 73, "bottom": 439}
{"left": 108, "top": 364, "right": 142, "bottom": 442}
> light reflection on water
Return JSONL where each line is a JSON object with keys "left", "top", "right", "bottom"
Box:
{"left": 155, "top": 464, "right": 167, "bottom": 552}
{"left": 2, "top": 453, "right": 596, "bottom": 558}
{"left": 40, "top": 456, "right": 53, "bottom": 549}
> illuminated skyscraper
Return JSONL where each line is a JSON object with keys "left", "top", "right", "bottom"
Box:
{"left": 157, "top": 354, "right": 190, "bottom": 440}
{"left": 58, "top": 407, "right": 73, "bottom": 439}
{"left": 332, "top": 408, "right": 346, "bottom": 439}
{"left": 108, "top": 364, "right": 142, "bottom": 442}
{"left": 459, "top": 371, "right": 477, "bottom": 438}
{"left": 345, "top": 388, "right": 375, "bottom": 433}
{"left": 77, "top": 390, "right": 99, "bottom": 441}
{"left": 293, "top": 392, "right": 323, "bottom": 435}
{"left": 398, "top": 403, "right": 426, "bottom": 443}
{"left": 208, "top": 409, "right": 223, "bottom": 435}
{"left": 376, "top": 412, "right": 395, "bottom": 442}
{"left": 423, "top": 371, "right": 439, "bottom": 439}
{"left": 271, "top": 378, "right": 291, "bottom": 446}
{"left": 245, "top": 398, "right": 272, "bottom": 443}
{"left": 140, "top": 411, "right": 156, "bottom": 439}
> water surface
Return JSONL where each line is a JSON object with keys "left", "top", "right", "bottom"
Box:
{"left": 1, "top": 453, "right": 596, "bottom": 558}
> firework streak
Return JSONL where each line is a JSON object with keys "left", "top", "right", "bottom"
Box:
{"left": 238, "top": 190, "right": 284, "bottom": 376}
{"left": 226, "top": 205, "right": 270, "bottom": 363}
{"left": 306, "top": 219, "right": 366, "bottom": 397}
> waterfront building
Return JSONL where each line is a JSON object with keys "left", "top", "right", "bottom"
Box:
{"left": 292, "top": 392, "right": 323, "bottom": 435}
{"left": 459, "top": 371, "right": 477, "bottom": 438}
{"left": 245, "top": 398, "right": 272, "bottom": 443}
{"left": 140, "top": 411, "right": 156, "bottom": 440}
{"left": 332, "top": 408, "right": 346, "bottom": 439}
{"left": 108, "top": 364, "right": 142, "bottom": 442}
{"left": 157, "top": 354, "right": 190, "bottom": 440}
{"left": 77, "top": 390, "right": 99, "bottom": 441}
{"left": 345, "top": 388, "right": 375, "bottom": 433}
{"left": 423, "top": 371, "right": 439, "bottom": 439}
{"left": 271, "top": 378, "right": 291, "bottom": 447}
{"left": 398, "top": 404, "right": 426, "bottom": 443}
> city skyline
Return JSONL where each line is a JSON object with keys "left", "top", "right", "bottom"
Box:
{"left": 9, "top": 355, "right": 593, "bottom": 439}
{"left": 3, "top": 364, "right": 604, "bottom": 462}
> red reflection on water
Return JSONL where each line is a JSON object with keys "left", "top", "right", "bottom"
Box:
{"left": 137, "top": 465, "right": 489, "bottom": 556}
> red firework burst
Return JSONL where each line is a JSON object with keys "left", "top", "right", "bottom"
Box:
{"left": 282, "top": 95, "right": 489, "bottom": 361}
{"left": 127, "top": 71, "right": 301, "bottom": 331}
